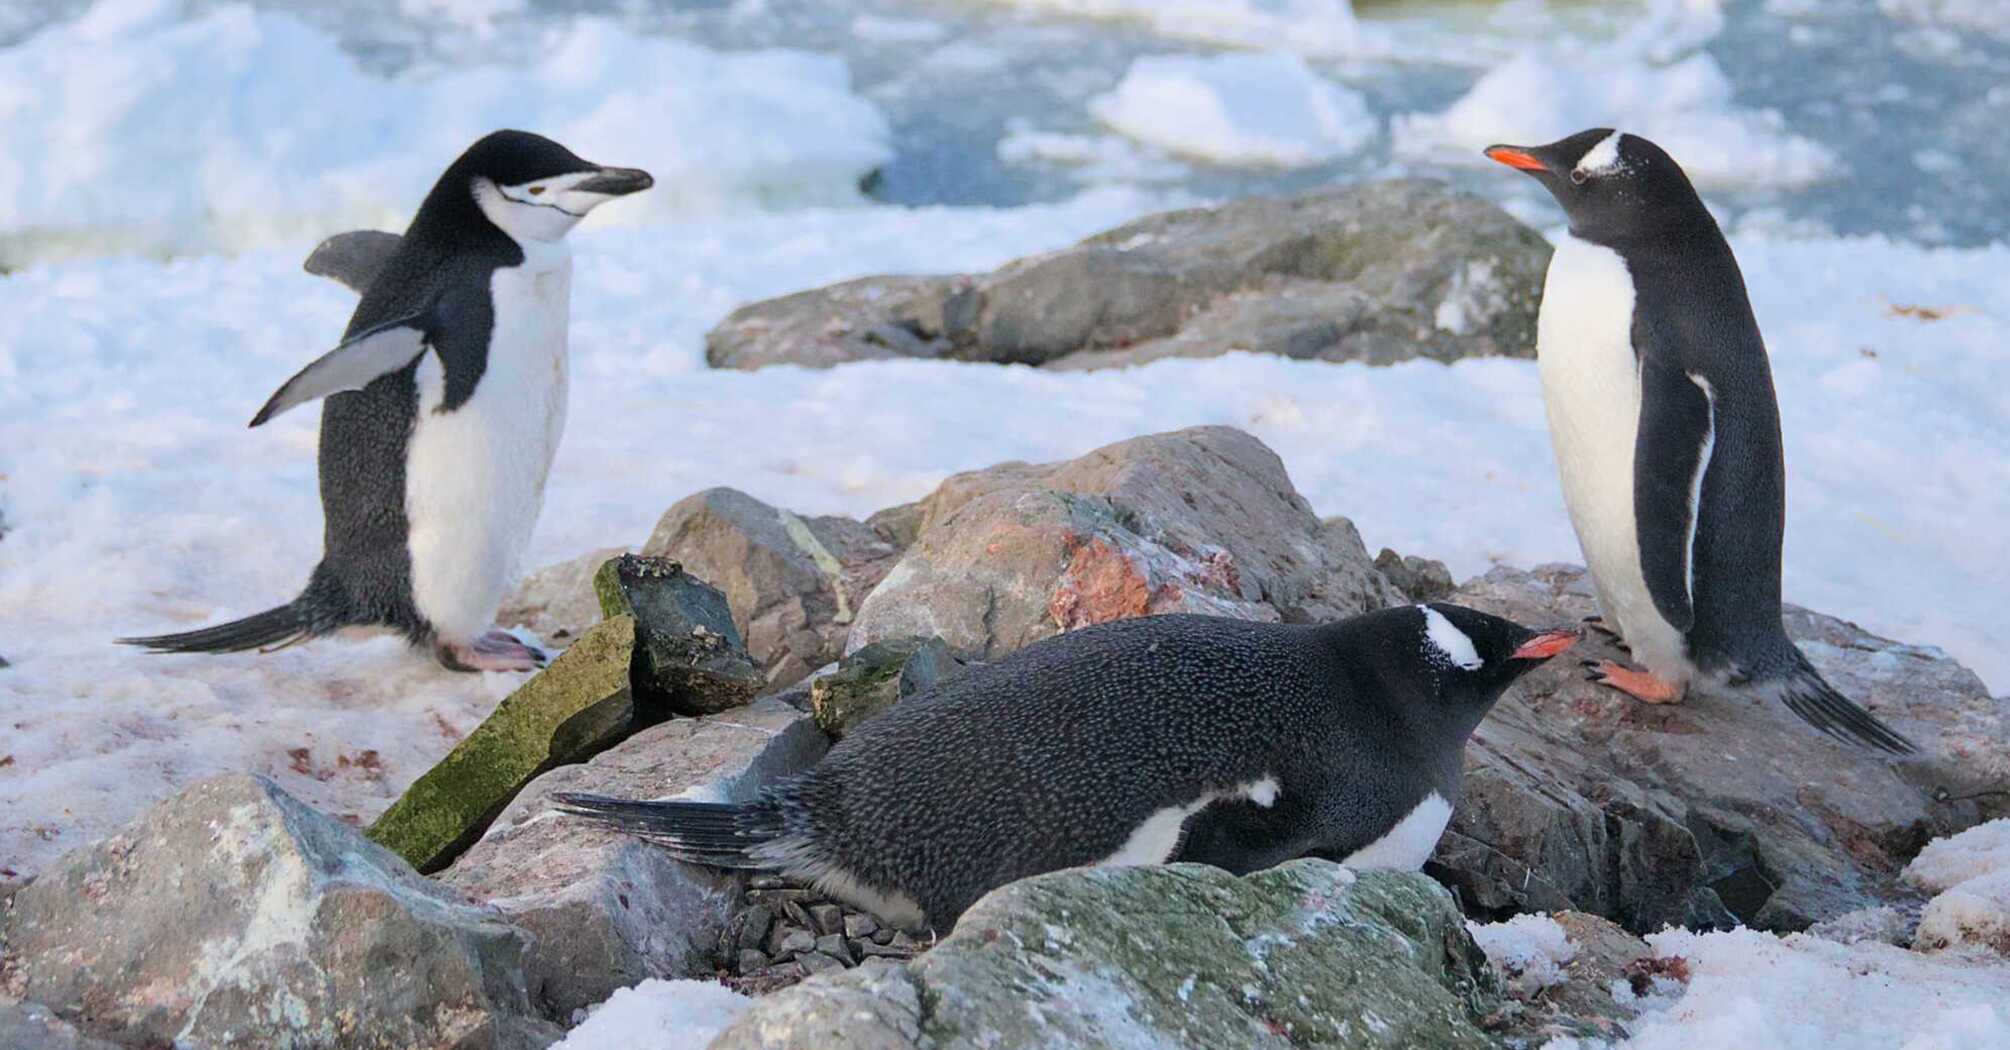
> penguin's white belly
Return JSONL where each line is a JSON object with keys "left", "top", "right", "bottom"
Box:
{"left": 1538, "top": 235, "right": 1690, "bottom": 682}
{"left": 406, "top": 249, "right": 572, "bottom": 642}
{"left": 1339, "top": 791, "right": 1451, "bottom": 870}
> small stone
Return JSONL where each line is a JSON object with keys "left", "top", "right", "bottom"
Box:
{"left": 870, "top": 928, "right": 895, "bottom": 945}
{"left": 782, "top": 899, "right": 814, "bottom": 931}
{"left": 815, "top": 933, "right": 854, "bottom": 965}
{"left": 750, "top": 875, "right": 791, "bottom": 889}
{"left": 799, "top": 952, "right": 847, "bottom": 976}
{"left": 773, "top": 927, "right": 816, "bottom": 959}
{"left": 736, "top": 949, "right": 770, "bottom": 974}
{"left": 856, "top": 940, "right": 916, "bottom": 959}
{"left": 736, "top": 906, "right": 775, "bottom": 953}
{"left": 747, "top": 887, "right": 812, "bottom": 906}
{"left": 843, "top": 912, "right": 879, "bottom": 939}
{"left": 889, "top": 931, "right": 919, "bottom": 951}
{"left": 809, "top": 904, "right": 845, "bottom": 936}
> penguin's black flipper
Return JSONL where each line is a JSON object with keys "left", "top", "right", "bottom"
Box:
{"left": 249, "top": 304, "right": 445, "bottom": 427}
{"left": 118, "top": 602, "right": 309, "bottom": 655}
{"left": 303, "top": 230, "right": 403, "bottom": 295}
{"left": 1632, "top": 354, "right": 1714, "bottom": 633}
{"left": 554, "top": 793, "right": 786, "bottom": 871}
{"left": 1772, "top": 653, "right": 1917, "bottom": 755}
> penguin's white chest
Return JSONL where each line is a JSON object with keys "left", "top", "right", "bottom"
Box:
{"left": 1339, "top": 791, "right": 1451, "bottom": 870}
{"left": 1537, "top": 235, "right": 1689, "bottom": 681}
{"left": 406, "top": 242, "right": 572, "bottom": 642}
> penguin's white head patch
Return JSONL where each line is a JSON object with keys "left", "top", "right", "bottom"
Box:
{"left": 1418, "top": 604, "right": 1485, "bottom": 671}
{"left": 1571, "top": 132, "right": 1627, "bottom": 181}
{"left": 475, "top": 167, "right": 654, "bottom": 244}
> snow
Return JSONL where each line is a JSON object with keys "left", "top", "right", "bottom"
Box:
{"left": 1880, "top": 0, "right": 2010, "bottom": 40}
{"left": 0, "top": 0, "right": 891, "bottom": 265}
{"left": 1468, "top": 914, "right": 1577, "bottom": 996}
{"left": 1905, "top": 819, "right": 2010, "bottom": 952}
{"left": 1088, "top": 52, "right": 1377, "bottom": 167}
{"left": 551, "top": 979, "right": 751, "bottom": 1050}
{"left": 975, "top": 0, "right": 1392, "bottom": 60}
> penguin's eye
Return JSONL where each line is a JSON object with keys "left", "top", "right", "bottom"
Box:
{"left": 1569, "top": 169, "right": 1589, "bottom": 186}
{"left": 527, "top": 185, "right": 546, "bottom": 196}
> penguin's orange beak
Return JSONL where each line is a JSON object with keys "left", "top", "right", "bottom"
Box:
{"left": 1510, "top": 629, "right": 1580, "bottom": 661}
{"left": 1484, "top": 145, "right": 1548, "bottom": 173}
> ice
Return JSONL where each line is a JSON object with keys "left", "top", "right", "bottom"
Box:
{"left": 552, "top": 979, "right": 750, "bottom": 1050}
{"left": 1468, "top": 914, "right": 1577, "bottom": 996}
{"left": 976, "top": 0, "right": 1391, "bottom": 60}
{"left": 1880, "top": 0, "right": 2010, "bottom": 40}
{"left": 0, "top": 0, "right": 891, "bottom": 265}
{"left": 1089, "top": 52, "right": 1377, "bottom": 167}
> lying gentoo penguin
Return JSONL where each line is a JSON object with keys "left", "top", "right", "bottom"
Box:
{"left": 121, "top": 130, "right": 652, "bottom": 672}
{"left": 1484, "top": 128, "right": 1913, "bottom": 753}
{"left": 559, "top": 604, "right": 1579, "bottom": 931}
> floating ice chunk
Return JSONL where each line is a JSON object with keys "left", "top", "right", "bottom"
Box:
{"left": 1089, "top": 52, "right": 1377, "bottom": 167}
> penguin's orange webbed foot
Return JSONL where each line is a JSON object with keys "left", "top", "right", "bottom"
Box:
{"left": 1582, "top": 660, "right": 1682, "bottom": 704}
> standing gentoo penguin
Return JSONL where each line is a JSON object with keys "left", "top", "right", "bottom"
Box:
{"left": 121, "top": 131, "right": 652, "bottom": 672}
{"left": 558, "top": 605, "right": 1579, "bottom": 931}
{"left": 1484, "top": 128, "right": 1913, "bottom": 753}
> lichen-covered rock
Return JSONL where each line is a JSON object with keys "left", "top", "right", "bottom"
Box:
{"left": 643, "top": 489, "right": 904, "bottom": 689}
{"left": 499, "top": 546, "right": 629, "bottom": 645}
{"left": 0, "top": 1002, "right": 123, "bottom": 1050}
{"left": 809, "top": 636, "right": 963, "bottom": 738}
{"left": 1431, "top": 564, "right": 2010, "bottom": 934}
{"left": 442, "top": 698, "right": 827, "bottom": 1018}
{"left": 597, "top": 554, "right": 763, "bottom": 715}
{"left": 0, "top": 776, "right": 560, "bottom": 1049}
{"left": 707, "top": 180, "right": 1549, "bottom": 372}
{"left": 712, "top": 864, "right": 1500, "bottom": 1050}
{"left": 847, "top": 426, "right": 1401, "bottom": 660}
{"left": 368, "top": 615, "right": 637, "bottom": 872}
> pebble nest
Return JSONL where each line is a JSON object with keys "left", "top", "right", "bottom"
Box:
{"left": 716, "top": 875, "right": 925, "bottom": 994}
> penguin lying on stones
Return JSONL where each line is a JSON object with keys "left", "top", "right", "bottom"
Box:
{"left": 122, "top": 131, "right": 651, "bottom": 672}
{"left": 559, "top": 604, "right": 1579, "bottom": 931}
{"left": 1484, "top": 128, "right": 1913, "bottom": 753}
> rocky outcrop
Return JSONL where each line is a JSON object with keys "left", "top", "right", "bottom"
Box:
{"left": 596, "top": 554, "right": 764, "bottom": 716}
{"left": 0, "top": 776, "right": 560, "bottom": 1049}
{"left": 0, "top": 1002, "right": 122, "bottom": 1050}
{"left": 1429, "top": 564, "right": 2010, "bottom": 934}
{"left": 846, "top": 426, "right": 1401, "bottom": 659}
{"left": 710, "top": 865, "right": 1502, "bottom": 1050}
{"left": 809, "top": 636, "right": 964, "bottom": 738}
{"left": 706, "top": 180, "right": 1549, "bottom": 372}
{"left": 644, "top": 489, "right": 904, "bottom": 689}
{"left": 442, "top": 697, "right": 827, "bottom": 1019}
{"left": 500, "top": 545, "right": 629, "bottom": 645}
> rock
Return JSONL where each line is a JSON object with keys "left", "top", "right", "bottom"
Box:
{"left": 844, "top": 913, "right": 879, "bottom": 940}
{"left": 0, "top": 1002, "right": 122, "bottom": 1050}
{"left": 712, "top": 864, "right": 1498, "bottom": 1050}
{"left": 1429, "top": 564, "right": 2010, "bottom": 934}
{"left": 809, "top": 904, "right": 846, "bottom": 936}
{"left": 773, "top": 927, "right": 816, "bottom": 959}
{"left": 499, "top": 546, "right": 629, "bottom": 644}
{"left": 0, "top": 776, "right": 559, "bottom": 1049}
{"left": 440, "top": 697, "right": 826, "bottom": 1018}
{"left": 709, "top": 180, "right": 1548, "bottom": 372}
{"left": 814, "top": 933, "right": 854, "bottom": 965}
{"left": 1482, "top": 912, "right": 1652, "bottom": 1044}
{"left": 367, "top": 615, "right": 637, "bottom": 873}
{"left": 736, "top": 906, "right": 776, "bottom": 953}
{"left": 597, "top": 554, "right": 763, "bottom": 715}
{"left": 848, "top": 427, "right": 1401, "bottom": 660}
{"left": 810, "top": 635, "right": 964, "bottom": 737}
{"left": 1375, "top": 546, "right": 1457, "bottom": 603}
{"left": 738, "top": 949, "right": 771, "bottom": 974}
{"left": 643, "top": 488, "right": 904, "bottom": 689}
{"left": 799, "top": 952, "right": 847, "bottom": 976}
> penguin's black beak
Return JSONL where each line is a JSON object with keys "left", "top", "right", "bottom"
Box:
{"left": 572, "top": 167, "right": 654, "bottom": 196}
{"left": 1484, "top": 145, "right": 1551, "bottom": 176}
{"left": 1509, "top": 628, "right": 1580, "bottom": 662}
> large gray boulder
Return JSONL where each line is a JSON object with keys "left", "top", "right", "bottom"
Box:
{"left": 645, "top": 488, "right": 906, "bottom": 689}
{"left": 0, "top": 776, "right": 560, "bottom": 1049}
{"left": 1430, "top": 564, "right": 2010, "bottom": 934}
{"left": 0, "top": 1003, "right": 123, "bottom": 1050}
{"left": 441, "top": 697, "right": 828, "bottom": 1019}
{"left": 709, "top": 864, "right": 1500, "bottom": 1050}
{"left": 846, "top": 426, "right": 1401, "bottom": 660}
{"left": 706, "top": 180, "right": 1549, "bottom": 372}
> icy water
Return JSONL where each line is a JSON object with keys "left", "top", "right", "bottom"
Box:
{"left": 10, "top": 0, "right": 2006, "bottom": 247}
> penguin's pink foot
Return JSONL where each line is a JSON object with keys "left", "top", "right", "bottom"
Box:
{"left": 436, "top": 630, "right": 548, "bottom": 673}
{"left": 1582, "top": 660, "right": 1683, "bottom": 704}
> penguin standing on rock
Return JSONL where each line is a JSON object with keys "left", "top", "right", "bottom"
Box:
{"left": 1484, "top": 128, "right": 1913, "bottom": 753}
{"left": 122, "top": 131, "right": 652, "bottom": 672}
{"left": 559, "top": 604, "right": 1580, "bottom": 931}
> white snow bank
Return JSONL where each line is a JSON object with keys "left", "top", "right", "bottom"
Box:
{"left": 978, "top": 0, "right": 1391, "bottom": 60}
{"left": 1905, "top": 819, "right": 2010, "bottom": 952}
{"left": 0, "top": 0, "right": 891, "bottom": 265}
{"left": 1394, "top": 0, "right": 1834, "bottom": 190}
{"left": 1088, "top": 52, "right": 1376, "bottom": 167}
{"left": 553, "top": 979, "right": 750, "bottom": 1050}
{"left": 1468, "top": 914, "right": 1578, "bottom": 997}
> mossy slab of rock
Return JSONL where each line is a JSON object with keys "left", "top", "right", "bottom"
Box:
{"left": 712, "top": 864, "right": 1503, "bottom": 1050}
{"left": 367, "top": 615, "right": 636, "bottom": 872}
{"left": 597, "top": 553, "right": 762, "bottom": 715}
{"left": 810, "top": 635, "right": 963, "bottom": 737}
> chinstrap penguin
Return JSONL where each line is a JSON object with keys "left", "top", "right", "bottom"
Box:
{"left": 558, "top": 604, "right": 1579, "bottom": 931}
{"left": 1485, "top": 128, "right": 1913, "bottom": 753}
{"left": 121, "top": 130, "right": 652, "bottom": 672}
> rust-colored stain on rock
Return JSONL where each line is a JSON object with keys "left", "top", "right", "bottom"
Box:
{"left": 1049, "top": 536, "right": 1152, "bottom": 630}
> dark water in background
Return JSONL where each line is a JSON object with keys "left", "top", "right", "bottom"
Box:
{"left": 9, "top": 0, "right": 2009, "bottom": 245}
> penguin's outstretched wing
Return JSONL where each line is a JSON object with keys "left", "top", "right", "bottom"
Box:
{"left": 248, "top": 304, "right": 442, "bottom": 427}
{"left": 302, "top": 230, "right": 402, "bottom": 295}
{"left": 1632, "top": 355, "right": 1716, "bottom": 633}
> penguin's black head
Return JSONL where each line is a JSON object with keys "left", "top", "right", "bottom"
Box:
{"left": 1482, "top": 129, "right": 1709, "bottom": 244}
{"left": 1398, "top": 603, "right": 1579, "bottom": 710}
{"left": 419, "top": 129, "right": 653, "bottom": 246}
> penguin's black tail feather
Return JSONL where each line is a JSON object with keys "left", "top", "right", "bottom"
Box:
{"left": 554, "top": 793, "right": 788, "bottom": 871}
{"left": 118, "top": 602, "right": 311, "bottom": 655}
{"left": 1771, "top": 653, "right": 1917, "bottom": 755}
